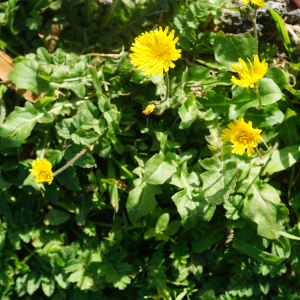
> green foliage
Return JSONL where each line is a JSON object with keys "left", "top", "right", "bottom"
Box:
{"left": 0, "top": 0, "right": 299, "bottom": 299}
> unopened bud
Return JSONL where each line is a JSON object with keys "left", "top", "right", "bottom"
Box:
{"left": 239, "top": 4, "right": 251, "bottom": 17}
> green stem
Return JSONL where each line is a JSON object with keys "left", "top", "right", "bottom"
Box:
{"left": 40, "top": 125, "right": 51, "bottom": 160}
{"left": 254, "top": 89, "right": 262, "bottom": 110}
{"left": 165, "top": 72, "right": 170, "bottom": 100}
{"left": 22, "top": 249, "right": 37, "bottom": 265}
{"left": 111, "top": 156, "right": 135, "bottom": 180}
{"left": 251, "top": 9, "right": 258, "bottom": 55}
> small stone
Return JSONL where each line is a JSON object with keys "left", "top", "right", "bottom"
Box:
{"left": 285, "top": 9, "right": 300, "bottom": 23}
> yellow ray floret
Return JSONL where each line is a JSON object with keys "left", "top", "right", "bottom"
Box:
{"left": 129, "top": 26, "right": 181, "bottom": 76}
{"left": 242, "top": 0, "right": 266, "bottom": 8}
{"left": 231, "top": 55, "right": 268, "bottom": 88}
{"left": 143, "top": 104, "right": 156, "bottom": 115}
{"left": 29, "top": 158, "right": 53, "bottom": 185}
{"left": 221, "top": 118, "right": 262, "bottom": 156}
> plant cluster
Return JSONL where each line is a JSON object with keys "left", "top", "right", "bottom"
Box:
{"left": 0, "top": 0, "right": 300, "bottom": 299}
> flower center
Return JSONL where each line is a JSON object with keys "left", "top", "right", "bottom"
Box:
{"left": 38, "top": 170, "right": 51, "bottom": 180}
{"left": 233, "top": 131, "right": 253, "bottom": 146}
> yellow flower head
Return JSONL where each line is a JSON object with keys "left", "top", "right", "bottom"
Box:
{"left": 242, "top": 0, "right": 266, "bottom": 8}
{"left": 221, "top": 118, "right": 262, "bottom": 156}
{"left": 231, "top": 55, "right": 268, "bottom": 88}
{"left": 29, "top": 158, "right": 53, "bottom": 185}
{"left": 129, "top": 26, "right": 181, "bottom": 76}
{"left": 143, "top": 104, "right": 156, "bottom": 115}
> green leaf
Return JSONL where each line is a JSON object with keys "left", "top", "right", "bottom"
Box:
{"left": 108, "top": 158, "right": 119, "bottom": 212}
{"left": 104, "top": 105, "right": 121, "bottom": 136}
{"left": 167, "top": 152, "right": 200, "bottom": 199}
{"left": 214, "top": 31, "right": 255, "bottom": 71}
{"left": 187, "top": 66, "right": 210, "bottom": 81}
{"left": 265, "top": 67, "right": 288, "bottom": 90}
{"left": 98, "top": 262, "right": 132, "bottom": 290}
{"left": 202, "top": 90, "right": 229, "bottom": 119}
{"left": 16, "top": 274, "right": 29, "bottom": 297}
{"left": 26, "top": 10, "right": 43, "bottom": 30}
{"left": 127, "top": 180, "right": 161, "bottom": 223}
{"left": 55, "top": 166, "right": 81, "bottom": 191}
{"left": 192, "top": 220, "right": 226, "bottom": 253}
{"left": 201, "top": 154, "right": 237, "bottom": 205}
{"left": 233, "top": 239, "right": 287, "bottom": 264}
{"left": 8, "top": 60, "right": 54, "bottom": 95}
{"left": 0, "top": 85, "right": 7, "bottom": 126}
{"left": 172, "top": 190, "right": 216, "bottom": 230}
{"left": 144, "top": 227, "right": 170, "bottom": 242}
{"left": 55, "top": 81, "right": 85, "bottom": 98}
{"left": 200, "top": 290, "right": 216, "bottom": 300}
{"left": 54, "top": 273, "right": 69, "bottom": 289}
{"left": 45, "top": 149, "right": 63, "bottom": 166}
{"left": 155, "top": 213, "right": 170, "bottom": 232}
{"left": 165, "top": 220, "right": 181, "bottom": 236}
{"left": 53, "top": 48, "right": 66, "bottom": 65}
{"left": 277, "top": 109, "right": 299, "bottom": 146}
{"left": 75, "top": 193, "right": 92, "bottom": 225}
{"left": 261, "top": 145, "right": 300, "bottom": 176}
{"left": 144, "top": 152, "right": 177, "bottom": 185}
{"left": 89, "top": 65, "right": 110, "bottom": 113}
{"left": 23, "top": 172, "right": 40, "bottom": 191}
{"left": 241, "top": 180, "right": 288, "bottom": 239}
{"left": 243, "top": 106, "right": 284, "bottom": 128}
{"left": 224, "top": 195, "right": 244, "bottom": 220}
{"left": 0, "top": 102, "right": 51, "bottom": 147}
{"left": 37, "top": 47, "right": 52, "bottom": 64}
{"left": 229, "top": 79, "right": 282, "bottom": 119}
{"left": 46, "top": 209, "right": 69, "bottom": 226}
{"left": 27, "top": 271, "right": 42, "bottom": 295}
{"left": 42, "top": 273, "right": 55, "bottom": 297}
{"left": 68, "top": 270, "right": 84, "bottom": 283}
{"left": 205, "top": 117, "right": 222, "bottom": 148}
{"left": 178, "top": 95, "right": 204, "bottom": 129}
{"left": 269, "top": 9, "right": 293, "bottom": 61}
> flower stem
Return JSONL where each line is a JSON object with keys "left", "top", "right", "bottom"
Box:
{"left": 256, "top": 147, "right": 264, "bottom": 166}
{"left": 251, "top": 9, "right": 258, "bottom": 55}
{"left": 254, "top": 89, "right": 262, "bottom": 110}
{"left": 40, "top": 125, "right": 51, "bottom": 160}
{"left": 53, "top": 147, "right": 88, "bottom": 177}
{"left": 260, "top": 136, "right": 269, "bottom": 150}
{"left": 165, "top": 71, "right": 170, "bottom": 100}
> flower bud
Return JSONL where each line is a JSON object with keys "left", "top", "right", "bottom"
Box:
{"left": 239, "top": 4, "right": 251, "bottom": 17}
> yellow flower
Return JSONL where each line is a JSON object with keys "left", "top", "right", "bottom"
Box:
{"left": 221, "top": 118, "right": 262, "bottom": 156}
{"left": 242, "top": 0, "right": 266, "bottom": 8}
{"left": 129, "top": 26, "right": 181, "bottom": 76}
{"left": 143, "top": 104, "right": 156, "bottom": 115}
{"left": 231, "top": 55, "right": 268, "bottom": 88}
{"left": 29, "top": 158, "right": 53, "bottom": 185}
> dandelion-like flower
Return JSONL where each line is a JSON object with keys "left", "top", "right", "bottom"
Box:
{"left": 242, "top": 0, "right": 266, "bottom": 8}
{"left": 231, "top": 55, "right": 268, "bottom": 89}
{"left": 29, "top": 158, "right": 53, "bottom": 185}
{"left": 221, "top": 118, "right": 262, "bottom": 156}
{"left": 143, "top": 104, "right": 156, "bottom": 115}
{"left": 129, "top": 26, "right": 181, "bottom": 76}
